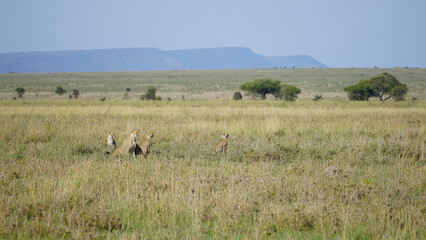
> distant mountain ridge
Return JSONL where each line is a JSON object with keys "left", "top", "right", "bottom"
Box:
{"left": 0, "top": 47, "right": 328, "bottom": 73}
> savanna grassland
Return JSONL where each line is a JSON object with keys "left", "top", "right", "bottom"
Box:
{"left": 0, "top": 99, "right": 425, "bottom": 239}
{"left": 0, "top": 68, "right": 425, "bottom": 100}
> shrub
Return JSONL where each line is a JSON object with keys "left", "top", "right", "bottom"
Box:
{"left": 344, "top": 80, "right": 373, "bottom": 101}
{"left": 282, "top": 84, "right": 301, "bottom": 101}
{"left": 55, "top": 86, "right": 67, "bottom": 96}
{"left": 390, "top": 84, "right": 408, "bottom": 101}
{"left": 313, "top": 95, "right": 322, "bottom": 101}
{"left": 141, "top": 93, "right": 161, "bottom": 101}
{"left": 233, "top": 91, "right": 243, "bottom": 100}
{"left": 145, "top": 87, "right": 157, "bottom": 100}
{"left": 15, "top": 87, "right": 25, "bottom": 99}
{"left": 72, "top": 89, "right": 80, "bottom": 99}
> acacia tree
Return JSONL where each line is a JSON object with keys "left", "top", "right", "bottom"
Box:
{"left": 55, "top": 86, "right": 67, "bottom": 96}
{"left": 240, "top": 79, "right": 281, "bottom": 99}
{"left": 369, "top": 72, "right": 401, "bottom": 101}
{"left": 344, "top": 73, "right": 407, "bottom": 101}
{"left": 15, "top": 87, "right": 25, "bottom": 99}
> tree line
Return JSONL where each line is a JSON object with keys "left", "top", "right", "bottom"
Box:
{"left": 14, "top": 86, "right": 80, "bottom": 99}
{"left": 14, "top": 72, "right": 408, "bottom": 101}
{"left": 14, "top": 86, "right": 164, "bottom": 101}
{"left": 236, "top": 72, "right": 408, "bottom": 101}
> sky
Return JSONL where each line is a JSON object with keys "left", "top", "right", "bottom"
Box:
{"left": 1, "top": 0, "right": 425, "bottom": 68}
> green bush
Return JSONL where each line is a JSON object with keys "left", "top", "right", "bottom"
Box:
{"left": 55, "top": 86, "right": 67, "bottom": 96}
{"left": 141, "top": 87, "right": 162, "bottom": 101}
{"left": 282, "top": 84, "right": 301, "bottom": 101}
{"left": 15, "top": 87, "right": 25, "bottom": 99}
{"left": 390, "top": 84, "right": 408, "bottom": 101}
{"left": 344, "top": 80, "right": 373, "bottom": 101}
{"left": 145, "top": 87, "right": 157, "bottom": 100}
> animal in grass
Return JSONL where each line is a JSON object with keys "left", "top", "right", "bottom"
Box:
{"left": 112, "top": 130, "right": 139, "bottom": 157}
{"left": 137, "top": 132, "right": 154, "bottom": 157}
{"left": 104, "top": 132, "right": 117, "bottom": 155}
{"left": 128, "top": 132, "right": 139, "bottom": 157}
{"left": 213, "top": 133, "right": 229, "bottom": 153}
{"left": 107, "top": 132, "right": 117, "bottom": 150}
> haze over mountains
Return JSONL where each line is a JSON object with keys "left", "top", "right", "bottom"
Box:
{"left": 0, "top": 47, "right": 328, "bottom": 73}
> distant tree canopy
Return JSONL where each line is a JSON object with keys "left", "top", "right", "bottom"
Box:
{"left": 240, "top": 79, "right": 281, "bottom": 99}
{"left": 344, "top": 73, "right": 408, "bottom": 101}
{"left": 55, "top": 86, "right": 67, "bottom": 96}
{"left": 125, "top": 88, "right": 131, "bottom": 92}
{"left": 15, "top": 87, "right": 25, "bottom": 99}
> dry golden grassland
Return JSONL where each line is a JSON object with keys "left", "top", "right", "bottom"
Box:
{"left": 0, "top": 100, "right": 425, "bottom": 239}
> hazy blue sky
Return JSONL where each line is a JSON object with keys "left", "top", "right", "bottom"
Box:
{"left": 1, "top": 0, "right": 425, "bottom": 68}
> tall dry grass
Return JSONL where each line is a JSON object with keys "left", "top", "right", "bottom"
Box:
{"left": 0, "top": 100, "right": 424, "bottom": 239}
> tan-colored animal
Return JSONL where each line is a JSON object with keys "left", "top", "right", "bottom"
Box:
{"left": 107, "top": 132, "right": 117, "bottom": 151}
{"left": 213, "top": 133, "right": 229, "bottom": 153}
{"left": 129, "top": 133, "right": 139, "bottom": 157}
{"left": 112, "top": 130, "right": 139, "bottom": 157}
{"left": 140, "top": 133, "right": 154, "bottom": 156}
